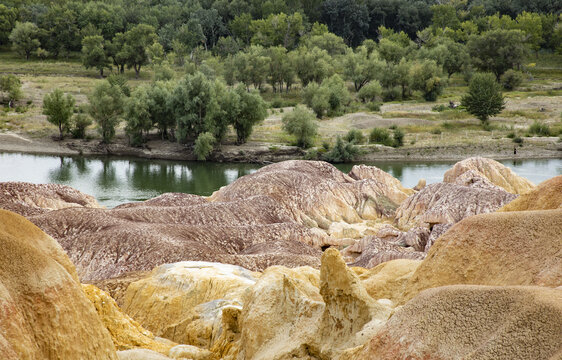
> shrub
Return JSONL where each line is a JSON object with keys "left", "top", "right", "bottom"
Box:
{"left": 357, "top": 81, "right": 382, "bottom": 103}
{"left": 370, "top": 127, "right": 393, "bottom": 146}
{"left": 393, "top": 128, "right": 405, "bottom": 147}
{"left": 0, "top": 74, "right": 23, "bottom": 107}
{"left": 382, "top": 86, "right": 401, "bottom": 101}
{"left": 282, "top": 105, "right": 318, "bottom": 148}
{"left": 70, "top": 114, "right": 92, "bottom": 139}
{"left": 513, "top": 136, "right": 523, "bottom": 143}
{"left": 367, "top": 102, "right": 381, "bottom": 112}
{"left": 432, "top": 104, "right": 448, "bottom": 112}
{"left": 528, "top": 121, "right": 551, "bottom": 136}
{"left": 431, "top": 128, "right": 442, "bottom": 134}
{"left": 194, "top": 132, "right": 215, "bottom": 160}
{"left": 344, "top": 129, "right": 365, "bottom": 144}
{"left": 506, "top": 132, "right": 516, "bottom": 139}
{"left": 42, "top": 89, "right": 75, "bottom": 140}
{"left": 501, "top": 69, "right": 525, "bottom": 90}
{"left": 323, "top": 136, "right": 360, "bottom": 163}
{"left": 461, "top": 72, "right": 505, "bottom": 124}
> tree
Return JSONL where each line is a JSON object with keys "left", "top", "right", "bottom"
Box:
{"left": 88, "top": 82, "right": 124, "bottom": 143}
{"left": 441, "top": 41, "right": 470, "bottom": 78}
{"left": 343, "top": 47, "right": 384, "bottom": 91}
{"left": 230, "top": 13, "right": 253, "bottom": 46}
{"left": 377, "top": 39, "right": 407, "bottom": 64}
{"left": 324, "top": 135, "right": 359, "bottom": 162}
{"left": 409, "top": 60, "right": 446, "bottom": 101}
{"left": 321, "top": 0, "right": 369, "bottom": 46}
{"left": 229, "top": 85, "right": 267, "bottom": 144}
{"left": 121, "top": 24, "right": 157, "bottom": 78}
{"left": 357, "top": 80, "right": 382, "bottom": 103}
{"left": 194, "top": 132, "right": 216, "bottom": 160}
{"left": 37, "top": 5, "right": 80, "bottom": 57}
{"left": 303, "top": 30, "right": 348, "bottom": 55}
{"left": 145, "top": 81, "right": 175, "bottom": 139}
{"left": 250, "top": 12, "right": 304, "bottom": 49}
{"left": 0, "top": 74, "right": 23, "bottom": 107}
{"left": 461, "top": 73, "right": 505, "bottom": 125}
{"left": 124, "top": 86, "right": 152, "bottom": 146}
{"left": 293, "top": 46, "right": 333, "bottom": 87}
{"left": 42, "top": 89, "right": 75, "bottom": 140}
{"left": 194, "top": 8, "right": 226, "bottom": 50}
{"left": 430, "top": 4, "right": 460, "bottom": 32}
{"left": 515, "top": 11, "right": 543, "bottom": 56}
{"left": 0, "top": 5, "right": 17, "bottom": 45}
{"left": 82, "top": 35, "right": 110, "bottom": 77}
{"left": 467, "top": 30, "right": 528, "bottom": 80}
{"left": 282, "top": 105, "right": 318, "bottom": 148}
{"left": 9, "top": 22, "right": 40, "bottom": 60}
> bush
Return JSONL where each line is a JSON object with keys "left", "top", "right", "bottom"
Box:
{"left": 194, "top": 132, "right": 215, "bottom": 160}
{"left": 432, "top": 104, "right": 448, "bottom": 112}
{"left": 393, "top": 128, "right": 405, "bottom": 147}
{"left": 461, "top": 72, "right": 505, "bottom": 124}
{"left": 370, "top": 127, "right": 393, "bottom": 146}
{"left": 0, "top": 74, "right": 23, "bottom": 107}
{"left": 357, "top": 81, "right": 382, "bottom": 103}
{"left": 70, "top": 114, "right": 92, "bottom": 139}
{"left": 528, "top": 121, "right": 551, "bottom": 136}
{"left": 501, "top": 69, "right": 525, "bottom": 90}
{"left": 430, "top": 128, "right": 442, "bottom": 134}
{"left": 366, "top": 102, "right": 381, "bottom": 112}
{"left": 42, "top": 89, "right": 75, "bottom": 140}
{"left": 323, "top": 136, "right": 360, "bottom": 163}
{"left": 513, "top": 136, "right": 523, "bottom": 143}
{"left": 382, "top": 86, "right": 401, "bottom": 101}
{"left": 506, "top": 132, "right": 516, "bottom": 139}
{"left": 282, "top": 105, "right": 318, "bottom": 148}
{"left": 344, "top": 129, "right": 365, "bottom": 144}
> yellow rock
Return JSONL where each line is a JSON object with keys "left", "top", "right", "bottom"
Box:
{"left": 443, "top": 157, "right": 535, "bottom": 194}
{"left": 359, "top": 259, "right": 422, "bottom": 304}
{"left": 123, "top": 261, "right": 258, "bottom": 348}
{"left": 0, "top": 209, "right": 117, "bottom": 359}
{"left": 82, "top": 284, "right": 176, "bottom": 354}
{"left": 499, "top": 175, "right": 562, "bottom": 211}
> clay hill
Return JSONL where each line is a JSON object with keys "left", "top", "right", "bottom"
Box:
{"left": 1, "top": 157, "right": 561, "bottom": 359}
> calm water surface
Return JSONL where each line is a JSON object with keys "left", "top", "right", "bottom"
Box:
{"left": 0, "top": 152, "right": 560, "bottom": 208}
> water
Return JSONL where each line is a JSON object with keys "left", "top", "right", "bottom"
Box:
{"left": 0, "top": 152, "right": 560, "bottom": 208}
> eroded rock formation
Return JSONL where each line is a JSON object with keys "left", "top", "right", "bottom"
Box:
{"left": 0, "top": 181, "right": 101, "bottom": 216}
{"left": 443, "top": 156, "right": 535, "bottom": 194}
{"left": 342, "top": 285, "right": 562, "bottom": 360}
{"left": 0, "top": 209, "right": 117, "bottom": 359}
{"left": 499, "top": 175, "right": 562, "bottom": 211}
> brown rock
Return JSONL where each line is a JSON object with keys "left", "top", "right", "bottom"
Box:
{"left": 82, "top": 284, "right": 176, "bottom": 354}
{"left": 344, "top": 236, "right": 425, "bottom": 269}
{"left": 0, "top": 209, "right": 117, "bottom": 359}
{"left": 499, "top": 175, "right": 562, "bottom": 212}
{"left": 443, "top": 157, "right": 535, "bottom": 194}
{"left": 402, "top": 209, "right": 562, "bottom": 304}
{"left": 359, "top": 259, "right": 421, "bottom": 304}
{"left": 0, "top": 181, "right": 101, "bottom": 216}
{"left": 343, "top": 285, "right": 562, "bottom": 360}
{"left": 413, "top": 178, "right": 426, "bottom": 191}
{"left": 347, "top": 164, "right": 414, "bottom": 204}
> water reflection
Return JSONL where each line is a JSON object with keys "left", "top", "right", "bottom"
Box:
{"left": 1, "top": 152, "right": 560, "bottom": 208}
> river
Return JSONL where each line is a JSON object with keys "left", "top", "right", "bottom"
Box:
{"left": 0, "top": 152, "right": 560, "bottom": 208}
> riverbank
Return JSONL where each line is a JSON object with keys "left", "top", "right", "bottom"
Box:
{"left": 0, "top": 131, "right": 560, "bottom": 163}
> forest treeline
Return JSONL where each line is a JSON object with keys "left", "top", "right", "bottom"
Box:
{"left": 1, "top": 0, "right": 561, "bottom": 160}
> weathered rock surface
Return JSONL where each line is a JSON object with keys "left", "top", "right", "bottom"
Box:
{"left": 347, "top": 164, "right": 414, "bottom": 204}
{"left": 0, "top": 181, "right": 101, "bottom": 216}
{"left": 123, "top": 262, "right": 258, "bottom": 348}
{"left": 443, "top": 156, "right": 535, "bottom": 194}
{"left": 395, "top": 182, "right": 516, "bottom": 230}
{"left": 344, "top": 236, "right": 425, "bottom": 268}
{"left": 499, "top": 175, "right": 562, "bottom": 212}
{"left": 402, "top": 209, "right": 562, "bottom": 303}
{"left": 343, "top": 285, "right": 562, "bottom": 360}
{"left": 117, "top": 349, "right": 172, "bottom": 360}
{"left": 211, "top": 161, "right": 410, "bottom": 235}
{"left": 82, "top": 284, "right": 176, "bottom": 354}
{"left": 0, "top": 209, "right": 117, "bottom": 359}
{"left": 359, "top": 259, "right": 422, "bottom": 304}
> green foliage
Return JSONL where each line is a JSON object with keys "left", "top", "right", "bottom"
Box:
{"left": 250, "top": 12, "right": 304, "bottom": 49}
{"left": 343, "top": 47, "right": 384, "bottom": 91}
{"left": 462, "top": 72, "right": 505, "bottom": 124}
{"left": 70, "top": 113, "right": 92, "bottom": 139}
{"left": 500, "top": 70, "right": 525, "bottom": 90}
{"left": 194, "top": 132, "right": 216, "bottom": 160}
{"left": 0, "top": 74, "right": 23, "bottom": 106}
{"left": 303, "top": 74, "right": 350, "bottom": 118}
{"left": 42, "top": 89, "right": 75, "bottom": 139}
{"left": 145, "top": 81, "right": 175, "bottom": 139}
{"left": 153, "top": 63, "right": 175, "bottom": 81}
{"left": 88, "top": 81, "right": 124, "bottom": 143}
{"left": 9, "top": 22, "right": 40, "bottom": 60}
{"left": 393, "top": 128, "right": 405, "bottom": 147}
{"left": 125, "top": 86, "right": 152, "bottom": 146}
{"left": 513, "top": 136, "right": 523, "bottom": 143}
{"left": 227, "top": 85, "right": 268, "bottom": 144}
{"left": 282, "top": 105, "right": 318, "bottom": 148}
{"left": 357, "top": 81, "right": 382, "bottom": 103}
{"left": 106, "top": 74, "right": 130, "bottom": 97}
{"left": 81, "top": 35, "right": 110, "bottom": 77}
{"left": 121, "top": 24, "right": 158, "bottom": 78}
{"left": 467, "top": 29, "right": 528, "bottom": 80}
{"left": 344, "top": 129, "right": 365, "bottom": 144}
{"left": 432, "top": 104, "right": 448, "bottom": 112}
{"left": 0, "top": 5, "right": 18, "bottom": 45}
{"left": 293, "top": 46, "right": 333, "bottom": 87}
{"left": 369, "top": 127, "right": 393, "bottom": 146}
{"left": 528, "top": 121, "right": 551, "bottom": 136}
{"left": 409, "top": 60, "right": 445, "bottom": 101}
{"left": 323, "top": 135, "right": 360, "bottom": 163}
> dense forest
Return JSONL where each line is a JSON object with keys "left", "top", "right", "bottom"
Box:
{"left": 0, "top": 0, "right": 561, "bottom": 160}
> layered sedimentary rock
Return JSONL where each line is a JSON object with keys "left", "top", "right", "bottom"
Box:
{"left": 123, "top": 262, "right": 259, "bottom": 348}
{"left": 0, "top": 209, "right": 117, "bottom": 359}
{"left": 343, "top": 285, "right": 562, "bottom": 360}
{"left": 0, "top": 181, "right": 101, "bottom": 216}
{"left": 29, "top": 194, "right": 323, "bottom": 280}
{"left": 402, "top": 209, "right": 562, "bottom": 303}
{"left": 210, "top": 161, "right": 411, "bottom": 236}
{"left": 343, "top": 236, "right": 425, "bottom": 268}
{"left": 82, "top": 284, "right": 176, "bottom": 354}
{"left": 499, "top": 175, "right": 562, "bottom": 211}
{"left": 443, "top": 156, "right": 535, "bottom": 194}
{"left": 359, "top": 259, "right": 422, "bottom": 304}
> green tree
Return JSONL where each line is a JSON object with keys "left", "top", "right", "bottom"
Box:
{"left": 9, "top": 22, "right": 40, "bottom": 60}
{"left": 82, "top": 35, "right": 110, "bottom": 77}
{"left": 194, "top": 132, "right": 216, "bottom": 160}
{"left": 70, "top": 113, "right": 92, "bottom": 139}
{"left": 324, "top": 135, "right": 359, "bottom": 162}
{"left": 121, "top": 24, "right": 157, "bottom": 78}
{"left": 0, "top": 74, "right": 23, "bottom": 107}
{"left": 430, "top": 4, "right": 460, "bottom": 32}
{"left": 293, "top": 46, "right": 333, "bottom": 87}
{"left": 357, "top": 80, "right": 382, "bottom": 103}
{"left": 230, "top": 13, "right": 253, "bottom": 46}
{"left": 145, "top": 81, "right": 175, "bottom": 139}
{"left": 230, "top": 85, "right": 267, "bottom": 144}
{"left": 250, "top": 12, "right": 304, "bottom": 49}
{"left": 282, "top": 105, "right": 318, "bottom": 148}
{"left": 461, "top": 73, "right": 505, "bottom": 125}
{"left": 467, "top": 30, "right": 528, "bottom": 80}
{"left": 441, "top": 41, "right": 470, "bottom": 78}
{"left": 303, "top": 30, "right": 348, "bottom": 55}
{"left": 515, "top": 11, "right": 543, "bottom": 56}
{"left": 343, "top": 47, "right": 384, "bottom": 91}
{"left": 377, "top": 39, "right": 407, "bottom": 64}
{"left": 88, "top": 82, "right": 124, "bottom": 143}
{"left": 321, "top": 0, "right": 369, "bottom": 46}
{"left": 0, "top": 5, "right": 17, "bottom": 45}
{"left": 42, "top": 89, "right": 75, "bottom": 140}
{"left": 124, "top": 86, "right": 152, "bottom": 146}
{"left": 410, "top": 60, "right": 446, "bottom": 101}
